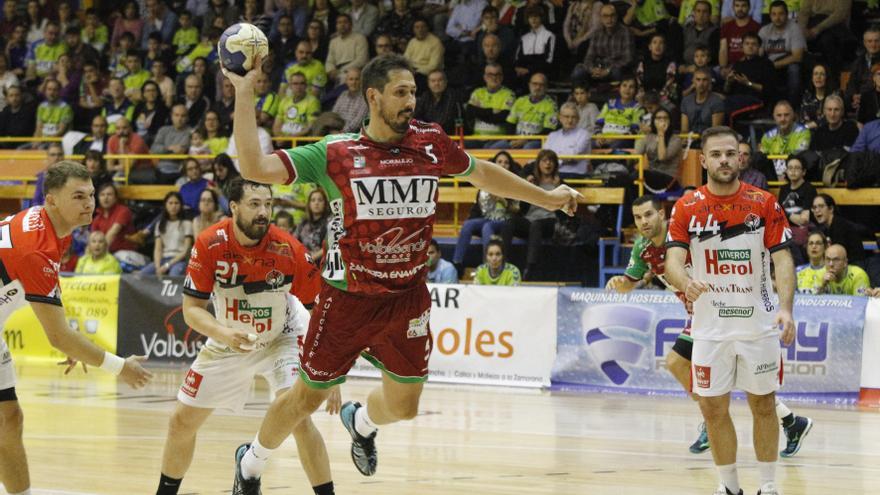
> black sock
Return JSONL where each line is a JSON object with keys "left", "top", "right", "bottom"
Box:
{"left": 156, "top": 473, "right": 182, "bottom": 495}
{"left": 781, "top": 413, "right": 796, "bottom": 429}
{"left": 313, "top": 481, "right": 335, "bottom": 495}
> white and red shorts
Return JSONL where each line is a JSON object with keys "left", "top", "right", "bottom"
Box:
{"left": 691, "top": 335, "right": 783, "bottom": 397}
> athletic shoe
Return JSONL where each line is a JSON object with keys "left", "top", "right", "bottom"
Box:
{"left": 340, "top": 401, "right": 378, "bottom": 476}
{"left": 689, "top": 422, "right": 711, "bottom": 454}
{"left": 780, "top": 416, "right": 813, "bottom": 458}
{"left": 756, "top": 481, "right": 780, "bottom": 494}
{"left": 232, "top": 443, "right": 262, "bottom": 495}
{"left": 713, "top": 484, "right": 743, "bottom": 495}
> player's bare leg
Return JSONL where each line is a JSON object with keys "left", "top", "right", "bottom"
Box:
{"left": 698, "top": 393, "right": 742, "bottom": 494}
{"left": 748, "top": 392, "right": 780, "bottom": 494}
{"left": 291, "top": 414, "right": 332, "bottom": 486}
{"left": 159, "top": 403, "right": 214, "bottom": 481}
{"left": 666, "top": 351, "right": 696, "bottom": 399}
{"left": 0, "top": 398, "right": 29, "bottom": 493}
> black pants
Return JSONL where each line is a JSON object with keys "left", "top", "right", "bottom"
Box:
{"left": 501, "top": 216, "right": 556, "bottom": 266}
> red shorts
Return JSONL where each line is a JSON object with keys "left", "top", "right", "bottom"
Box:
{"left": 298, "top": 282, "right": 432, "bottom": 388}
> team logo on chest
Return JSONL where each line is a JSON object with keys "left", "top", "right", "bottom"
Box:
{"left": 265, "top": 269, "right": 285, "bottom": 289}
{"left": 744, "top": 213, "right": 761, "bottom": 233}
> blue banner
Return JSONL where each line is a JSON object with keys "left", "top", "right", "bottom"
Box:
{"left": 553, "top": 288, "right": 866, "bottom": 402}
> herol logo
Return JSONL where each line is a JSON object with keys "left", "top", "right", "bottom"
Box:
{"left": 180, "top": 369, "right": 203, "bottom": 398}
{"left": 581, "top": 304, "right": 654, "bottom": 385}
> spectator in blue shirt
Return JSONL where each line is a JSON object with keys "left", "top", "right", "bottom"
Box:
{"left": 851, "top": 118, "right": 880, "bottom": 153}
{"left": 426, "top": 239, "right": 458, "bottom": 283}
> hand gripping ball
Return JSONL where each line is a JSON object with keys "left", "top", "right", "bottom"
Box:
{"left": 218, "top": 23, "right": 269, "bottom": 76}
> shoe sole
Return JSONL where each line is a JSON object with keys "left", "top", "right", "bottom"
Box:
{"left": 340, "top": 402, "right": 376, "bottom": 477}
{"left": 689, "top": 444, "right": 711, "bottom": 454}
{"left": 781, "top": 417, "right": 813, "bottom": 458}
{"left": 233, "top": 444, "right": 250, "bottom": 494}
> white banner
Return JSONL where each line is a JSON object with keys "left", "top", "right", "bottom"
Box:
{"left": 860, "top": 298, "right": 880, "bottom": 390}
{"left": 348, "top": 284, "right": 557, "bottom": 388}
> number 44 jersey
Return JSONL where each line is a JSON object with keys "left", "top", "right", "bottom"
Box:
{"left": 666, "top": 183, "right": 793, "bottom": 341}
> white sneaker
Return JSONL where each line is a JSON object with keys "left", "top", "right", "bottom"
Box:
{"left": 757, "top": 482, "right": 780, "bottom": 495}
{"left": 714, "top": 484, "right": 743, "bottom": 495}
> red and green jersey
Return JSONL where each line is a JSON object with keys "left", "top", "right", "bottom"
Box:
{"left": 274, "top": 120, "right": 475, "bottom": 294}
{"left": 625, "top": 229, "right": 691, "bottom": 310}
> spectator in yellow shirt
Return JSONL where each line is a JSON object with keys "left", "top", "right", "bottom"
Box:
{"left": 817, "top": 244, "right": 871, "bottom": 295}
{"left": 75, "top": 231, "right": 123, "bottom": 275}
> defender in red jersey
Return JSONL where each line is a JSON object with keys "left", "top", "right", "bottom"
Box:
{"left": 665, "top": 127, "right": 796, "bottom": 495}
{"left": 156, "top": 179, "right": 339, "bottom": 495}
{"left": 222, "top": 54, "right": 581, "bottom": 490}
{"left": 0, "top": 162, "right": 152, "bottom": 494}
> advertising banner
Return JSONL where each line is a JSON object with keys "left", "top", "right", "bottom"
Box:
{"left": 5, "top": 274, "right": 120, "bottom": 361}
{"left": 553, "top": 288, "right": 866, "bottom": 401}
{"left": 349, "top": 284, "right": 557, "bottom": 388}
{"left": 116, "top": 276, "right": 204, "bottom": 364}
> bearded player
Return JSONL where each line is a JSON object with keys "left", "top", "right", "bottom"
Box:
{"left": 222, "top": 53, "right": 581, "bottom": 493}
{"left": 607, "top": 194, "right": 813, "bottom": 458}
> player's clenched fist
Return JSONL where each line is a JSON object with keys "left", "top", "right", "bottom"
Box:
{"left": 120, "top": 355, "right": 154, "bottom": 389}
{"left": 685, "top": 279, "right": 709, "bottom": 302}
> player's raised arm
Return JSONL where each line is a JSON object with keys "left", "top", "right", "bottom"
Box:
{"left": 466, "top": 158, "right": 582, "bottom": 215}
{"left": 30, "top": 301, "right": 152, "bottom": 389}
{"left": 224, "top": 54, "right": 290, "bottom": 185}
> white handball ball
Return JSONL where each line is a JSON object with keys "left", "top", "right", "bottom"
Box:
{"left": 218, "top": 23, "right": 269, "bottom": 76}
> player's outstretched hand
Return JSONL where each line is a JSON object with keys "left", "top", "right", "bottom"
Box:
{"left": 221, "top": 53, "right": 263, "bottom": 94}
{"left": 776, "top": 309, "right": 795, "bottom": 346}
{"left": 685, "top": 279, "right": 709, "bottom": 302}
{"left": 57, "top": 356, "right": 87, "bottom": 375}
{"left": 605, "top": 275, "right": 627, "bottom": 292}
{"left": 540, "top": 184, "right": 583, "bottom": 216}
{"left": 120, "top": 355, "right": 153, "bottom": 389}
{"left": 325, "top": 386, "right": 342, "bottom": 415}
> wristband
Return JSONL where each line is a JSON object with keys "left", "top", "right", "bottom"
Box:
{"left": 100, "top": 352, "right": 125, "bottom": 375}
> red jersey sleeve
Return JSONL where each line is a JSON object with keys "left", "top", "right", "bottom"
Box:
{"left": 763, "top": 195, "right": 793, "bottom": 253}
{"left": 183, "top": 233, "right": 215, "bottom": 299}
{"left": 20, "top": 252, "right": 62, "bottom": 306}
{"left": 289, "top": 240, "right": 321, "bottom": 308}
{"left": 666, "top": 198, "right": 692, "bottom": 249}
{"left": 436, "top": 126, "right": 475, "bottom": 177}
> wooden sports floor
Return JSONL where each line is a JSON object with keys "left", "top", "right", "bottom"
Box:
{"left": 3, "top": 361, "right": 880, "bottom": 495}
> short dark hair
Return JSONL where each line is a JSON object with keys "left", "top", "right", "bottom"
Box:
{"left": 429, "top": 238, "right": 440, "bottom": 250}
{"left": 361, "top": 54, "right": 413, "bottom": 101}
{"left": 227, "top": 177, "right": 273, "bottom": 203}
{"left": 769, "top": 0, "right": 788, "bottom": 14}
{"left": 700, "top": 126, "right": 740, "bottom": 151}
{"left": 486, "top": 239, "right": 504, "bottom": 257}
{"left": 44, "top": 161, "right": 91, "bottom": 195}
{"left": 743, "top": 32, "right": 761, "bottom": 46}
{"left": 632, "top": 194, "right": 661, "bottom": 211}
{"left": 274, "top": 210, "right": 294, "bottom": 225}
{"left": 336, "top": 12, "right": 352, "bottom": 22}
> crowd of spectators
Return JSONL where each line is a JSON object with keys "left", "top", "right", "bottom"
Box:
{"left": 3, "top": 0, "right": 880, "bottom": 288}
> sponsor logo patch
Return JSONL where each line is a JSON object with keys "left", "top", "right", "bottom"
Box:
{"left": 694, "top": 365, "right": 711, "bottom": 388}
{"left": 350, "top": 176, "right": 438, "bottom": 220}
{"left": 180, "top": 369, "right": 204, "bottom": 398}
{"left": 718, "top": 306, "right": 755, "bottom": 318}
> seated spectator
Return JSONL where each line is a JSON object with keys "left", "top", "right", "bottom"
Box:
{"left": 254, "top": 71, "right": 280, "bottom": 130}
{"left": 858, "top": 64, "right": 880, "bottom": 125}
{"left": 564, "top": 0, "right": 600, "bottom": 61}
{"left": 758, "top": 0, "right": 805, "bottom": 105}
{"left": 332, "top": 67, "right": 368, "bottom": 133}
{"left": 46, "top": 53, "right": 80, "bottom": 105}
{"left": 201, "top": 110, "right": 229, "bottom": 155}
{"left": 172, "top": 11, "right": 199, "bottom": 57}
{"left": 102, "top": 78, "right": 136, "bottom": 135}
{"left": 212, "top": 78, "right": 236, "bottom": 134}
{"left": 777, "top": 154, "right": 817, "bottom": 230}
{"left": 176, "top": 74, "right": 211, "bottom": 128}
{"left": 513, "top": 7, "right": 555, "bottom": 87}
{"left": 73, "top": 115, "right": 109, "bottom": 155}
{"left": 846, "top": 26, "right": 880, "bottom": 114}
{"left": 427, "top": 239, "right": 459, "bottom": 283}
{"left": 851, "top": 118, "right": 880, "bottom": 153}
{"left": 444, "top": 0, "right": 485, "bottom": 61}
{"left": 812, "top": 193, "right": 867, "bottom": 267}
{"left": 637, "top": 34, "right": 678, "bottom": 104}
{"left": 635, "top": 108, "right": 683, "bottom": 192}
{"left": 797, "top": 230, "right": 827, "bottom": 294}
{"left": 112, "top": 1, "right": 144, "bottom": 50}
{"left": 140, "top": 192, "right": 194, "bottom": 277}
{"left": 25, "top": 21, "right": 66, "bottom": 83}
{"left": 350, "top": 0, "right": 380, "bottom": 38}
{"left": 141, "top": 0, "right": 177, "bottom": 49}
{"left": 150, "top": 104, "right": 192, "bottom": 184}
{"left": 453, "top": 151, "right": 521, "bottom": 268}
{"left": 269, "top": 14, "right": 299, "bottom": 66}
{"left": 0, "top": 86, "right": 36, "bottom": 146}
{"left": 494, "top": 72, "right": 557, "bottom": 149}
{"left": 212, "top": 153, "right": 241, "bottom": 205}
{"left": 545, "top": 102, "right": 591, "bottom": 178}
{"left": 282, "top": 41, "right": 329, "bottom": 99}
{"left": 570, "top": 83, "right": 599, "bottom": 133}
{"left": 35, "top": 78, "right": 73, "bottom": 142}
{"left": 723, "top": 32, "right": 775, "bottom": 114}
{"left": 123, "top": 52, "right": 151, "bottom": 103}
{"left": 28, "top": 144, "right": 64, "bottom": 207}
{"left": 109, "top": 33, "right": 136, "bottom": 79}
{"left": 193, "top": 188, "right": 225, "bottom": 237}
{"left": 107, "top": 117, "right": 153, "bottom": 183}
{"left": 275, "top": 72, "right": 321, "bottom": 137}
{"left": 500, "top": 149, "right": 563, "bottom": 279}
{"left": 294, "top": 189, "right": 330, "bottom": 264}
{"left": 738, "top": 141, "right": 767, "bottom": 190}
{"left": 151, "top": 60, "right": 176, "bottom": 108}
{"left": 760, "top": 100, "right": 810, "bottom": 180}
{"left": 476, "top": 6, "right": 517, "bottom": 66}
{"left": 595, "top": 75, "right": 643, "bottom": 146}
{"left": 799, "top": 0, "right": 853, "bottom": 75}
{"left": 325, "top": 14, "right": 370, "bottom": 85}
{"left": 78, "top": 62, "right": 105, "bottom": 122}
{"left": 810, "top": 95, "right": 859, "bottom": 152}
{"left": 84, "top": 150, "right": 113, "bottom": 191}
{"left": 179, "top": 158, "right": 211, "bottom": 210}
{"left": 414, "top": 70, "right": 464, "bottom": 135}
{"left": 133, "top": 81, "right": 170, "bottom": 145}
{"left": 817, "top": 244, "right": 871, "bottom": 295}
{"left": 477, "top": 33, "right": 515, "bottom": 87}
{"left": 801, "top": 63, "right": 835, "bottom": 130}
{"left": 75, "top": 231, "right": 122, "bottom": 275}
{"left": 680, "top": 68, "right": 724, "bottom": 135}
{"left": 373, "top": 34, "right": 396, "bottom": 57}
{"left": 175, "top": 28, "right": 221, "bottom": 76}
{"left": 273, "top": 210, "right": 295, "bottom": 234}
{"left": 473, "top": 239, "right": 521, "bottom": 286}
{"left": 404, "top": 18, "right": 445, "bottom": 90}
{"left": 719, "top": 0, "right": 761, "bottom": 72}
{"left": 91, "top": 182, "right": 139, "bottom": 255}
{"left": 188, "top": 129, "right": 212, "bottom": 172}
{"left": 679, "top": 0, "right": 720, "bottom": 26}
{"left": 680, "top": 45, "right": 719, "bottom": 98}
{"left": 572, "top": 3, "right": 633, "bottom": 85}
{"left": 681, "top": 1, "right": 719, "bottom": 67}
{"left": 81, "top": 8, "right": 109, "bottom": 53}
{"left": 465, "top": 63, "right": 515, "bottom": 144}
